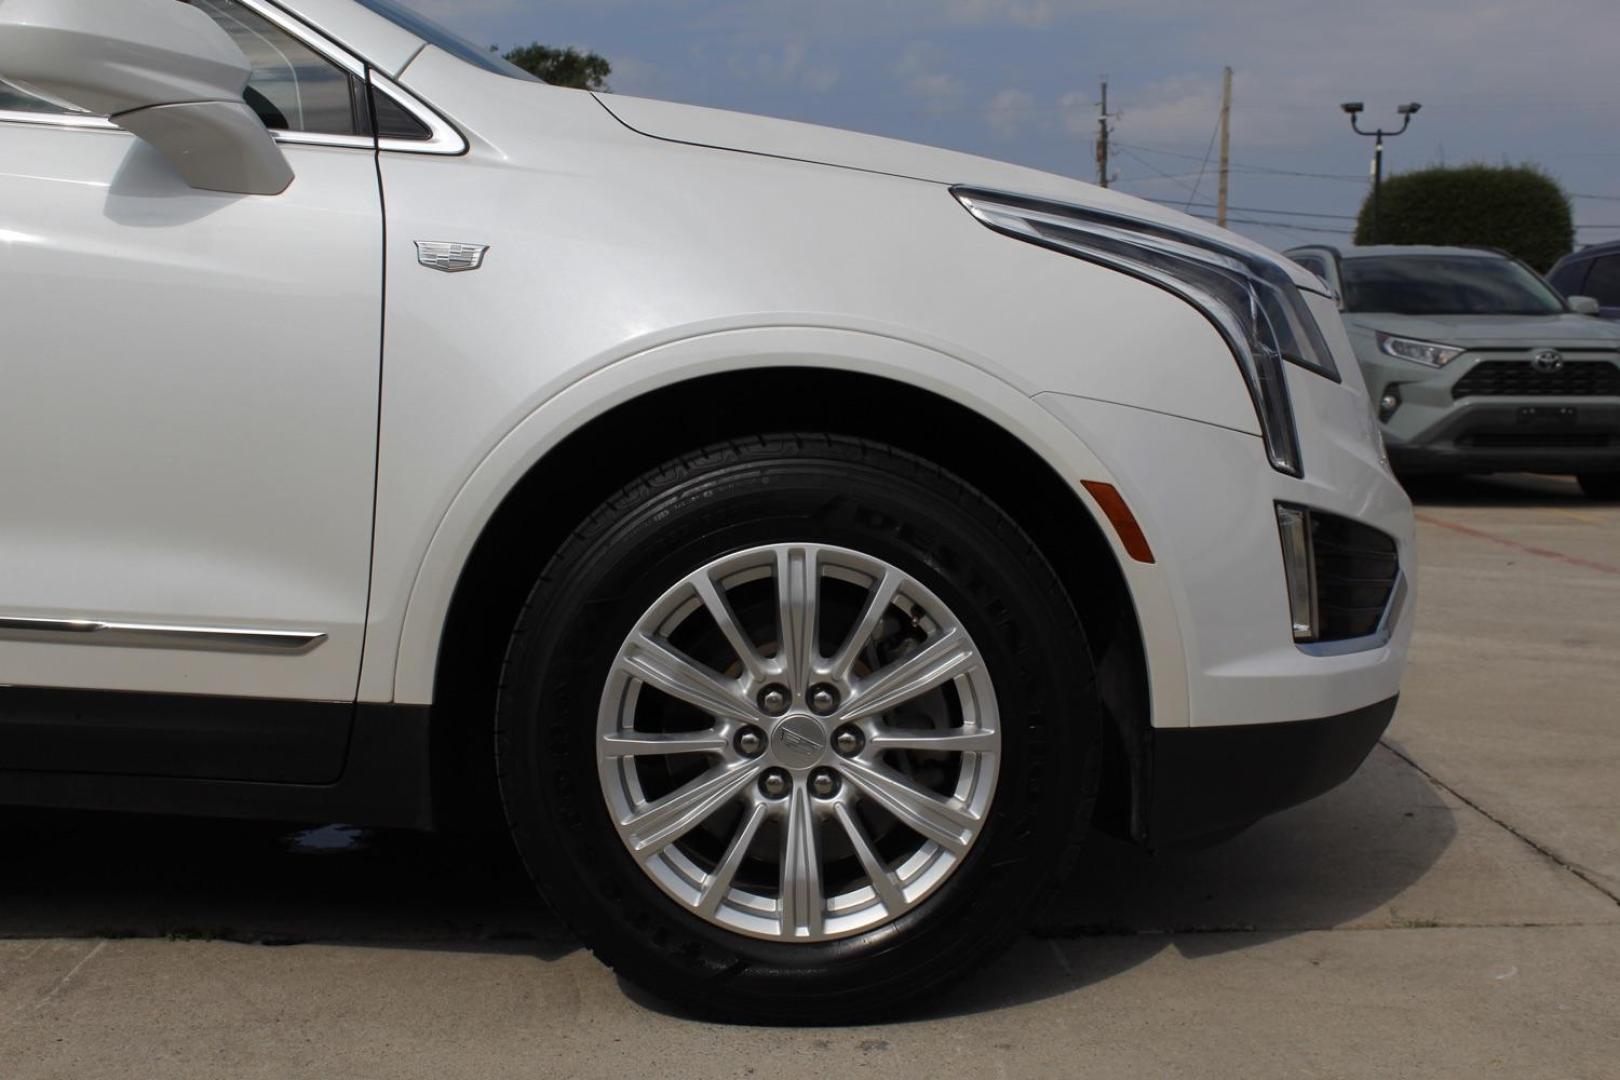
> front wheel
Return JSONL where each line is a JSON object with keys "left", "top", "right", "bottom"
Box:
{"left": 1577, "top": 472, "right": 1620, "bottom": 501}
{"left": 495, "top": 435, "right": 1101, "bottom": 1022}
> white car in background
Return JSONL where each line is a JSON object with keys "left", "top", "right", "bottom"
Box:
{"left": 0, "top": 0, "right": 1413, "bottom": 1022}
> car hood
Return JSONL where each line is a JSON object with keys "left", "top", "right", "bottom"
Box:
{"left": 1342, "top": 311, "right": 1620, "bottom": 349}
{"left": 594, "top": 93, "right": 1327, "bottom": 293}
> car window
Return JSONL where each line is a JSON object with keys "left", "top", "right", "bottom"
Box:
{"left": 1292, "top": 254, "right": 1329, "bottom": 278}
{"left": 352, "top": 0, "right": 542, "bottom": 82}
{"left": 0, "top": 1, "right": 366, "bottom": 136}
{"left": 0, "top": 80, "right": 79, "bottom": 115}
{"left": 191, "top": 0, "right": 366, "bottom": 136}
{"left": 1340, "top": 255, "right": 1565, "bottom": 316}
{"left": 1546, "top": 258, "right": 1589, "bottom": 297}
{"left": 1581, "top": 256, "right": 1620, "bottom": 307}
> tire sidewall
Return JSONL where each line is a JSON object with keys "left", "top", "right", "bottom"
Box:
{"left": 497, "top": 441, "right": 1099, "bottom": 1017}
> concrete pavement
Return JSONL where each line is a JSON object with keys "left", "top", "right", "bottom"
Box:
{"left": 2, "top": 473, "right": 1617, "bottom": 1078}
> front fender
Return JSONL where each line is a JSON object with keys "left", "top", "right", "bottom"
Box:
{"left": 364, "top": 324, "right": 1191, "bottom": 730}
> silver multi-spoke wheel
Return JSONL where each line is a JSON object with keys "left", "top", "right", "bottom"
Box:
{"left": 597, "top": 543, "right": 1000, "bottom": 942}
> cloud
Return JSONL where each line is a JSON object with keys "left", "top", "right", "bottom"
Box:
{"left": 1110, "top": 74, "right": 1228, "bottom": 146}
{"left": 945, "top": 0, "right": 1057, "bottom": 26}
{"left": 731, "top": 41, "right": 841, "bottom": 93}
{"left": 397, "top": 0, "right": 527, "bottom": 17}
{"left": 1059, "top": 89, "right": 1095, "bottom": 139}
{"left": 985, "top": 88, "right": 1037, "bottom": 140}
{"left": 895, "top": 42, "right": 966, "bottom": 112}
{"left": 602, "top": 55, "right": 665, "bottom": 97}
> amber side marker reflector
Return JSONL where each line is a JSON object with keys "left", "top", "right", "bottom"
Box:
{"left": 1081, "top": 481, "right": 1155, "bottom": 564}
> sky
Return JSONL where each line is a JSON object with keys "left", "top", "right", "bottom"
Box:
{"left": 396, "top": 0, "right": 1620, "bottom": 254}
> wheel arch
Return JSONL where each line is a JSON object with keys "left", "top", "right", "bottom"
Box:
{"left": 395, "top": 329, "right": 1185, "bottom": 837}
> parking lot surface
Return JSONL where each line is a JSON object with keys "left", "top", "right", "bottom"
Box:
{"left": 2, "top": 474, "right": 1617, "bottom": 1079}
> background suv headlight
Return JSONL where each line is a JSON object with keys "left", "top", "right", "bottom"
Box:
{"left": 1376, "top": 332, "right": 1464, "bottom": 368}
{"left": 954, "top": 187, "right": 1339, "bottom": 478}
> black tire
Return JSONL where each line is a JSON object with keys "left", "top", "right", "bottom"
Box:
{"left": 495, "top": 434, "right": 1101, "bottom": 1023}
{"left": 1577, "top": 473, "right": 1620, "bottom": 501}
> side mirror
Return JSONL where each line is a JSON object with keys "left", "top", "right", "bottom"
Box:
{"left": 0, "top": 0, "right": 293, "bottom": 195}
{"left": 1568, "top": 296, "right": 1602, "bottom": 316}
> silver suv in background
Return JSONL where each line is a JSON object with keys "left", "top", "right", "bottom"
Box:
{"left": 1289, "top": 245, "right": 1620, "bottom": 500}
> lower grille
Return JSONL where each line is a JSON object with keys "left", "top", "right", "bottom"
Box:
{"left": 1462, "top": 433, "right": 1615, "bottom": 450}
{"left": 1452, "top": 360, "right": 1620, "bottom": 399}
{"left": 1279, "top": 506, "right": 1400, "bottom": 645}
{"left": 1309, "top": 512, "right": 1400, "bottom": 641}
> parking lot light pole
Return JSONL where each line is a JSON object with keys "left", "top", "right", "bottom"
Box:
{"left": 1341, "top": 101, "right": 1421, "bottom": 243}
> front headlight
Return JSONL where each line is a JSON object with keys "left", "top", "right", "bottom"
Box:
{"left": 954, "top": 187, "right": 1339, "bottom": 478}
{"left": 1377, "top": 332, "right": 1463, "bottom": 368}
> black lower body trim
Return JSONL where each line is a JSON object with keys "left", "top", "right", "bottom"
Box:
{"left": 0, "top": 685, "right": 352, "bottom": 783}
{"left": 0, "top": 699, "right": 433, "bottom": 830}
{"left": 1148, "top": 696, "right": 1397, "bottom": 845}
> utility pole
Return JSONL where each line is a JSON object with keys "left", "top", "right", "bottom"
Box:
{"left": 1096, "top": 78, "right": 1110, "bottom": 188}
{"left": 1340, "top": 101, "right": 1422, "bottom": 243}
{"left": 1216, "top": 66, "right": 1232, "bottom": 228}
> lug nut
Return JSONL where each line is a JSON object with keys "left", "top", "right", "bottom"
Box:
{"left": 735, "top": 727, "right": 766, "bottom": 758}
{"left": 758, "top": 685, "right": 790, "bottom": 717}
{"left": 760, "top": 768, "right": 791, "bottom": 799}
{"left": 810, "top": 768, "right": 841, "bottom": 799}
{"left": 833, "top": 726, "right": 864, "bottom": 757}
{"left": 808, "top": 683, "right": 840, "bottom": 716}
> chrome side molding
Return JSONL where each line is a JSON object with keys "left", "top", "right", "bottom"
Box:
{"left": 0, "top": 616, "right": 327, "bottom": 653}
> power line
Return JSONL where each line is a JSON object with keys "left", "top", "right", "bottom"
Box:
{"left": 1113, "top": 170, "right": 1219, "bottom": 184}
{"left": 1125, "top": 189, "right": 1359, "bottom": 223}
{"left": 1114, "top": 141, "right": 1368, "bottom": 183}
{"left": 1129, "top": 193, "right": 1356, "bottom": 235}
{"left": 1178, "top": 200, "right": 1357, "bottom": 220}
{"left": 1181, "top": 91, "right": 1224, "bottom": 212}
{"left": 1186, "top": 213, "right": 1353, "bottom": 237}
{"left": 1215, "top": 66, "right": 1233, "bottom": 228}
{"left": 1115, "top": 146, "right": 1204, "bottom": 196}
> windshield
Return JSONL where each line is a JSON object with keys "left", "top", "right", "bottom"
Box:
{"left": 1341, "top": 255, "right": 1564, "bottom": 316}
{"left": 352, "top": 0, "right": 540, "bottom": 82}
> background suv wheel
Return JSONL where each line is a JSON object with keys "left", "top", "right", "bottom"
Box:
{"left": 1577, "top": 473, "right": 1620, "bottom": 501}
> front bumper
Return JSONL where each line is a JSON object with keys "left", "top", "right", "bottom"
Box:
{"left": 1039, "top": 380, "right": 1412, "bottom": 844}
{"left": 1039, "top": 377, "right": 1414, "bottom": 731}
{"left": 1386, "top": 400, "right": 1620, "bottom": 474}
{"left": 1362, "top": 347, "right": 1620, "bottom": 475}
{"left": 1148, "top": 696, "right": 1397, "bottom": 843}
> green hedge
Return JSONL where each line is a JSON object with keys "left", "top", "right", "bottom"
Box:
{"left": 1354, "top": 164, "right": 1574, "bottom": 272}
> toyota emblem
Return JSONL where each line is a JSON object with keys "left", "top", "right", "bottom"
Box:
{"left": 1531, "top": 349, "right": 1566, "bottom": 374}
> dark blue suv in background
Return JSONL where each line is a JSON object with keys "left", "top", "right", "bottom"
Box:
{"left": 1550, "top": 241, "right": 1620, "bottom": 320}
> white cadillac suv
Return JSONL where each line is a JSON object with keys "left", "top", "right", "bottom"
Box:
{"left": 0, "top": 0, "right": 1414, "bottom": 1022}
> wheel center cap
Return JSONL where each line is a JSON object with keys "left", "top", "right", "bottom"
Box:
{"left": 773, "top": 714, "right": 828, "bottom": 768}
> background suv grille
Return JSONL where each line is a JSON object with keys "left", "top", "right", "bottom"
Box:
{"left": 1452, "top": 359, "right": 1620, "bottom": 399}
{"left": 1310, "top": 512, "right": 1400, "bottom": 641}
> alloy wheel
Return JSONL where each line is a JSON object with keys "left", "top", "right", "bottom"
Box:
{"left": 596, "top": 543, "right": 1000, "bottom": 942}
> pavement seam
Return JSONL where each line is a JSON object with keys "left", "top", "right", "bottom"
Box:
{"left": 1031, "top": 920, "right": 1614, "bottom": 939}
{"left": 1380, "top": 738, "right": 1620, "bottom": 909}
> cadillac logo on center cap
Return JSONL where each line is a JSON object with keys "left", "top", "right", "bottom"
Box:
{"left": 1531, "top": 349, "right": 1565, "bottom": 374}
{"left": 774, "top": 716, "right": 827, "bottom": 766}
